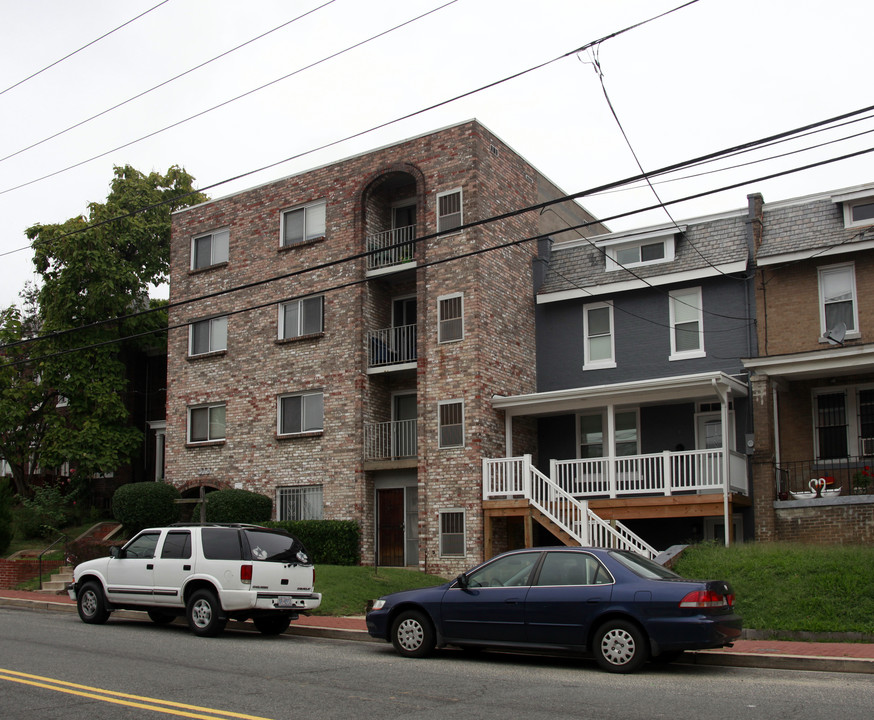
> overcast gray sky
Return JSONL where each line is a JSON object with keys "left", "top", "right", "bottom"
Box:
{"left": 1, "top": 0, "right": 872, "bottom": 310}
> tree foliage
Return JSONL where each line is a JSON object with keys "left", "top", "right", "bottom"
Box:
{"left": 0, "top": 165, "right": 207, "bottom": 496}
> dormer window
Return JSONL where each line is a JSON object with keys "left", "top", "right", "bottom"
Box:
{"left": 602, "top": 229, "right": 678, "bottom": 272}
{"left": 846, "top": 198, "right": 874, "bottom": 228}
{"left": 832, "top": 189, "right": 874, "bottom": 229}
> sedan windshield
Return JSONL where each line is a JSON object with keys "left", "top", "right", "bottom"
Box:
{"left": 608, "top": 550, "right": 680, "bottom": 579}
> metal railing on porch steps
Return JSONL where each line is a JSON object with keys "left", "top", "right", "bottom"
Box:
{"left": 484, "top": 455, "right": 657, "bottom": 559}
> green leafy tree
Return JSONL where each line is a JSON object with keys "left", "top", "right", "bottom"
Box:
{"left": 0, "top": 305, "right": 56, "bottom": 497}
{"left": 4, "top": 165, "right": 208, "bottom": 492}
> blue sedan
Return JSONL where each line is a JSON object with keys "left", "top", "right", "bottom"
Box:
{"left": 366, "top": 547, "right": 742, "bottom": 673}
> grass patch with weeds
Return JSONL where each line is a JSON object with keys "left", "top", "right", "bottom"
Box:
{"left": 673, "top": 542, "right": 874, "bottom": 634}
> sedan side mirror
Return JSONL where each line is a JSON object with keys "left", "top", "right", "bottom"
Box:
{"left": 455, "top": 573, "right": 469, "bottom": 589}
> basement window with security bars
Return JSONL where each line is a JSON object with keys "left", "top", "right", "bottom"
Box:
{"left": 439, "top": 510, "right": 465, "bottom": 557}
{"left": 277, "top": 485, "right": 323, "bottom": 521}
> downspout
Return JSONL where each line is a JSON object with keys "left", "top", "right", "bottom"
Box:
{"left": 712, "top": 378, "right": 731, "bottom": 546}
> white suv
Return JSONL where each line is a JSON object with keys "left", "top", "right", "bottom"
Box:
{"left": 68, "top": 523, "right": 321, "bottom": 636}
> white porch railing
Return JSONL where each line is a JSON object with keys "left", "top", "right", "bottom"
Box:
{"left": 364, "top": 419, "right": 417, "bottom": 460}
{"left": 551, "top": 448, "right": 748, "bottom": 498}
{"left": 367, "top": 324, "right": 417, "bottom": 368}
{"left": 483, "top": 455, "right": 658, "bottom": 559}
{"left": 366, "top": 224, "right": 416, "bottom": 271}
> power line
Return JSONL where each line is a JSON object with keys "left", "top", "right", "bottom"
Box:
{"left": 6, "top": 108, "right": 874, "bottom": 350}
{"left": 0, "top": 0, "right": 699, "bottom": 199}
{"left": 0, "top": 0, "right": 337, "bottom": 164}
{"left": 4, "top": 142, "right": 872, "bottom": 368}
{"left": 0, "top": 1, "right": 171, "bottom": 97}
{"left": 0, "top": 0, "right": 461, "bottom": 197}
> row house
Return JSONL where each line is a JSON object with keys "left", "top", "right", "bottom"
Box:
{"left": 482, "top": 207, "right": 757, "bottom": 554}
{"left": 165, "top": 121, "right": 605, "bottom": 574}
{"left": 743, "top": 185, "right": 874, "bottom": 544}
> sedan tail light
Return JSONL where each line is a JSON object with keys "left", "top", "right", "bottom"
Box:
{"left": 241, "top": 564, "right": 253, "bottom": 584}
{"left": 679, "top": 590, "right": 733, "bottom": 608}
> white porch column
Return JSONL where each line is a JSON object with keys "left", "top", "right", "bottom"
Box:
{"left": 711, "top": 379, "right": 731, "bottom": 546}
{"left": 606, "top": 403, "right": 617, "bottom": 498}
{"left": 504, "top": 412, "right": 513, "bottom": 457}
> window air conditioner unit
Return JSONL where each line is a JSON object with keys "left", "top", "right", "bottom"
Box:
{"left": 862, "top": 438, "right": 874, "bottom": 456}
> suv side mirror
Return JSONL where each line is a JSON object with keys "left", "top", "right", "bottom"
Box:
{"left": 109, "top": 546, "right": 122, "bottom": 559}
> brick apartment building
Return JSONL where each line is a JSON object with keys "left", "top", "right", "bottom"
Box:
{"left": 165, "top": 121, "right": 604, "bottom": 574}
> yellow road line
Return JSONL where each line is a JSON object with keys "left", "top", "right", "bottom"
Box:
{"left": 0, "top": 668, "right": 274, "bottom": 720}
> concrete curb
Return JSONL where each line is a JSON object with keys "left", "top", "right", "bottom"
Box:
{"left": 2, "top": 595, "right": 872, "bottom": 673}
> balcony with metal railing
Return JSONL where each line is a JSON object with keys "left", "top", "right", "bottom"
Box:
{"left": 366, "top": 224, "right": 416, "bottom": 273}
{"left": 363, "top": 419, "right": 417, "bottom": 461}
{"left": 367, "top": 323, "right": 417, "bottom": 371}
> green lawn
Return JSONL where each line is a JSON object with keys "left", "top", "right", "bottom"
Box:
{"left": 672, "top": 542, "right": 874, "bottom": 635}
{"left": 7, "top": 518, "right": 874, "bottom": 634}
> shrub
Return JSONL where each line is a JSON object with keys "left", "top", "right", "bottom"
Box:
{"left": 267, "top": 520, "right": 360, "bottom": 565}
{"left": 16, "top": 485, "right": 69, "bottom": 539}
{"left": 111, "top": 482, "right": 180, "bottom": 533}
{"left": 0, "top": 479, "right": 13, "bottom": 555}
{"left": 204, "top": 489, "right": 272, "bottom": 524}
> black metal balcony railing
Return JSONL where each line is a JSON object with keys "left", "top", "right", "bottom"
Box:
{"left": 775, "top": 457, "right": 874, "bottom": 499}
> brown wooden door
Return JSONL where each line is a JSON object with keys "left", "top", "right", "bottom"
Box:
{"left": 378, "top": 488, "right": 405, "bottom": 566}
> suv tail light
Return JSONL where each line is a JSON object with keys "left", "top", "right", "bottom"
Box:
{"left": 241, "top": 564, "right": 253, "bottom": 585}
{"left": 679, "top": 590, "right": 732, "bottom": 608}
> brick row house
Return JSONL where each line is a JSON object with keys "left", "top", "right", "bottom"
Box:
{"left": 743, "top": 185, "right": 874, "bottom": 544}
{"left": 482, "top": 184, "right": 874, "bottom": 553}
{"left": 164, "top": 121, "right": 604, "bottom": 575}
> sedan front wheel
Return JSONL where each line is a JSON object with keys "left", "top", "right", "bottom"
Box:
{"left": 390, "top": 610, "right": 435, "bottom": 658}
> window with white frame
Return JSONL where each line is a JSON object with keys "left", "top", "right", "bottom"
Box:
{"left": 438, "top": 400, "right": 464, "bottom": 448}
{"left": 437, "top": 293, "right": 463, "bottom": 343}
{"left": 188, "top": 403, "right": 226, "bottom": 443}
{"left": 818, "top": 263, "right": 859, "bottom": 340}
{"left": 277, "top": 485, "right": 323, "bottom": 521}
{"left": 281, "top": 201, "right": 326, "bottom": 247}
{"left": 437, "top": 188, "right": 462, "bottom": 233}
{"left": 669, "top": 287, "right": 704, "bottom": 359}
{"left": 843, "top": 197, "right": 874, "bottom": 229}
{"left": 604, "top": 233, "right": 675, "bottom": 272}
{"left": 191, "top": 229, "right": 229, "bottom": 270}
{"left": 189, "top": 316, "right": 228, "bottom": 356}
{"left": 278, "top": 391, "right": 324, "bottom": 436}
{"left": 583, "top": 302, "right": 615, "bottom": 369}
{"left": 439, "top": 509, "right": 465, "bottom": 556}
{"left": 279, "top": 296, "right": 323, "bottom": 339}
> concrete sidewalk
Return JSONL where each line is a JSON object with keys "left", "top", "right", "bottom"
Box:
{"left": 2, "top": 588, "right": 873, "bottom": 674}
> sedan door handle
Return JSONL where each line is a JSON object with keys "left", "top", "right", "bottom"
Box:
{"left": 504, "top": 598, "right": 520, "bottom": 604}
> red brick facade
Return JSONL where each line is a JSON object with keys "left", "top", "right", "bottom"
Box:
{"left": 746, "top": 188, "right": 874, "bottom": 544}
{"left": 165, "top": 122, "right": 600, "bottom": 575}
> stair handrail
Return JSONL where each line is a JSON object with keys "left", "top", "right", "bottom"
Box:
{"left": 38, "top": 533, "right": 68, "bottom": 590}
{"left": 528, "top": 464, "right": 588, "bottom": 545}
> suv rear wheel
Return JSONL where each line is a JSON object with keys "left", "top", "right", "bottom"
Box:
{"left": 187, "top": 589, "right": 227, "bottom": 637}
